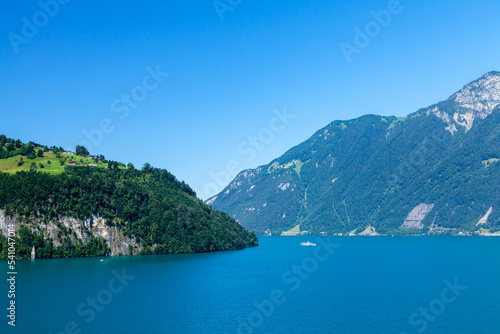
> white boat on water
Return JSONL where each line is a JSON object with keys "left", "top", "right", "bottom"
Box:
{"left": 300, "top": 241, "right": 316, "bottom": 246}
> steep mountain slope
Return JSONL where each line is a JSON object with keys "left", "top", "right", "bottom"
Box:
{"left": 207, "top": 71, "right": 500, "bottom": 235}
{"left": 0, "top": 138, "right": 258, "bottom": 259}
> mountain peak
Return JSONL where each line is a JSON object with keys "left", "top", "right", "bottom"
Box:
{"left": 448, "top": 71, "right": 500, "bottom": 116}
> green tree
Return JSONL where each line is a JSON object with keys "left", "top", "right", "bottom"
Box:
{"left": 142, "top": 162, "right": 152, "bottom": 172}
{"left": 37, "top": 149, "right": 44, "bottom": 158}
{"left": 76, "top": 145, "right": 90, "bottom": 157}
{"left": 17, "top": 158, "right": 24, "bottom": 167}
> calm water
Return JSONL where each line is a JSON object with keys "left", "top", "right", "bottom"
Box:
{"left": 2, "top": 236, "right": 500, "bottom": 334}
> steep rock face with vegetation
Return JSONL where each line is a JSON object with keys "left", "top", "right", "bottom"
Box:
{"left": 208, "top": 72, "right": 500, "bottom": 235}
{"left": 0, "top": 142, "right": 258, "bottom": 259}
{"left": 0, "top": 211, "right": 143, "bottom": 256}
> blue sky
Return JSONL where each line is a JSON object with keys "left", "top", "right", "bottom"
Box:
{"left": 1, "top": 0, "right": 499, "bottom": 199}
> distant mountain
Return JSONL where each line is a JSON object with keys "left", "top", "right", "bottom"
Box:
{"left": 0, "top": 137, "right": 257, "bottom": 259}
{"left": 207, "top": 71, "right": 500, "bottom": 236}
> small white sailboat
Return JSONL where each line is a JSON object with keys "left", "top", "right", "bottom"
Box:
{"left": 300, "top": 241, "right": 316, "bottom": 246}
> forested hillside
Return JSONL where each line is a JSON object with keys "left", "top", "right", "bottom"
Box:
{"left": 208, "top": 72, "right": 500, "bottom": 236}
{"left": 0, "top": 140, "right": 257, "bottom": 259}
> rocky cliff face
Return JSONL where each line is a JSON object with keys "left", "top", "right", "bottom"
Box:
{"left": 428, "top": 71, "right": 500, "bottom": 134}
{"left": 451, "top": 71, "right": 500, "bottom": 116}
{"left": 207, "top": 72, "right": 500, "bottom": 235}
{"left": 0, "top": 210, "right": 142, "bottom": 255}
{"left": 402, "top": 204, "right": 435, "bottom": 229}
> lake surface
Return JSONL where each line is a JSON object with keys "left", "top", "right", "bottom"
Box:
{"left": 2, "top": 236, "right": 500, "bottom": 333}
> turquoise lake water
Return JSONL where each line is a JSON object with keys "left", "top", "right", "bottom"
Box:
{"left": 2, "top": 236, "right": 500, "bottom": 333}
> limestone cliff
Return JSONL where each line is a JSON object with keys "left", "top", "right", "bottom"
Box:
{"left": 0, "top": 210, "right": 142, "bottom": 256}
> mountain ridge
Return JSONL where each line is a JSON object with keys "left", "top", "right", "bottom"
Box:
{"left": 207, "top": 71, "right": 500, "bottom": 236}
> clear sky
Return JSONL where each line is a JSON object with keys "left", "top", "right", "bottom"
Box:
{"left": 1, "top": 0, "right": 499, "bottom": 199}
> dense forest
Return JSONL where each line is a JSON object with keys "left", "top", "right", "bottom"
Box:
{"left": 0, "top": 138, "right": 258, "bottom": 259}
